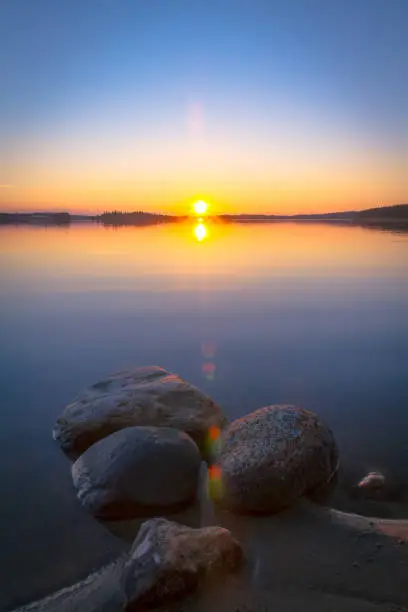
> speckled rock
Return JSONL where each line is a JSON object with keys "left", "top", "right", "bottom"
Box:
{"left": 121, "top": 518, "right": 243, "bottom": 610}
{"left": 53, "top": 366, "right": 224, "bottom": 460}
{"left": 211, "top": 404, "right": 338, "bottom": 514}
{"left": 72, "top": 426, "right": 201, "bottom": 520}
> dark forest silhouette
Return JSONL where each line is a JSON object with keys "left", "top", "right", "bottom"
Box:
{"left": 1, "top": 203, "right": 407, "bottom": 228}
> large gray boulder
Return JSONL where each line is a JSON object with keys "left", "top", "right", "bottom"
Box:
{"left": 211, "top": 404, "right": 338, "bottom": 514}
{"left": 54, "top": 366, "right": 224, "bottom": 460}
{"left": 72, "top": 426, "right": 201, "bottom": 520}
{"left": 121, "top": 518, "right": 243, "bottom": 610}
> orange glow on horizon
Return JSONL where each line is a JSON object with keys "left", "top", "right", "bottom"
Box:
{"left": 1, "top": 175, "right": 406, "bottom": 216}
{"left": 1, "top": 132, "right": 406, "bottom": 216}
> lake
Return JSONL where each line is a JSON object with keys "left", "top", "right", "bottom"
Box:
{"left": 1, "top": 220, "right": 408, "bottom": 609}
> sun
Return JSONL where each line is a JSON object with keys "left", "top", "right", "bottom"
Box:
{"left": 193, "top": 200, "right": 208, "bottom": 215}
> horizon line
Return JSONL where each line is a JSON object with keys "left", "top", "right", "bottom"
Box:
{"left": 1, "top": 202, "right": 408, "bottom": 218}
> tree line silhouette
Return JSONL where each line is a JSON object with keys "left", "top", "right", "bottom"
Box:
{"left": 98, "top": 211, "right": 179, "bottom": 226}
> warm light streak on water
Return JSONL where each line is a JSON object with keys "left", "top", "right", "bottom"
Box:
{"left": 194, "top": 221, "right": 207, "bottom": 242}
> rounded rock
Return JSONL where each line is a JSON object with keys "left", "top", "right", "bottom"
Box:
{"left": 53, "top": 366, "right": 224, "bottom": 460}
{"left": 122, "top": 518, "right": 243, "bottom": 609}
{"left": 211, "top": 404, "right": 338, "bottom": 514}
{"left": 72, "top": 426, "right": 201, "bottom": 520}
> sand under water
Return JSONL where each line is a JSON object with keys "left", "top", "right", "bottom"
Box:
{"left": 13, "top": 472, "right": 408, "bottom": 612}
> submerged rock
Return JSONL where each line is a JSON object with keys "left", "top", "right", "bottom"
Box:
{"left": 53, "top": 366, "right": 224, "bottom": 459}
{"left": 121, "top": 518, "right": 243, "bottom": 610}
{"left": 352, "top": 470, "right": 404, "bottom": 503}
{"left": 72, "top": 426, "right": 201, "bottom": 520}
{"left": 211, "top": 404, "right": 338, "bottom": 514}
{"left": 357, "top": 471, "right": 386, "bottom": 493}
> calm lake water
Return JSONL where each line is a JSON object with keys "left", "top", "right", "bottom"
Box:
{"left": 1, "top": 221, "right": 408, "bottom": 608}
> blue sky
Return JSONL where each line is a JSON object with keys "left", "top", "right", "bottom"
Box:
{"left": 1, "top": 0, "right": 407, "bottom": 213}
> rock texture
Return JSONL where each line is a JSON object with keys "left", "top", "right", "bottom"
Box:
{"left": 53, "top": 366, "right": 224, "bottom": 459}
{"left": 72, "top": 426, "right": 201, "bottom": 520}
{"left": 121, "top": 518, "right": 243, "bottom": 610}
{"left": 211, "top": 404, "right": 338, "bottom": 514}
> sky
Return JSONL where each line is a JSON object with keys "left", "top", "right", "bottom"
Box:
{"left": 1, "top": 0, "right": 407, "bottom": 215}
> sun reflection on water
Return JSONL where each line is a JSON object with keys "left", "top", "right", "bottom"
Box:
{"left": 194, "top": 222, "right": 207, "bottom": 242}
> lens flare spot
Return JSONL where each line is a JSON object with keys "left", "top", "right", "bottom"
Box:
{"left": 204, "top": 424, "right": 222, "bottom": 458}
{"left": 208, "top": 425, "right": 221, "bottom": 442}
{"left": 209, "top": 464, "right": 222, "bottom": 480}
{"left": 202, "top": 342, "right": 216, "bottom": 359}
{"left": 208, "top": 464, "right": 224, "bottom": 500}
{"left": 202, "top": 361, "right": 216, "bottom": 379}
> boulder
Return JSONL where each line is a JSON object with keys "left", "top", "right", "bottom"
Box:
{"left": 53, "top": 366, "right": 224, "bottom": 459}
{"left": 72, "top": 426, "right": 201, "bottom": 520}
{"left": 211, "top": 404, "right": 338, "bottom": 514}
{"left": 121, "top": 518, "right": 243, "bottom": 610}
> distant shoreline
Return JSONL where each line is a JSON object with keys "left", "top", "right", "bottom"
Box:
{"left": 1, "top": 203, "right": 407, "bottom": 228}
